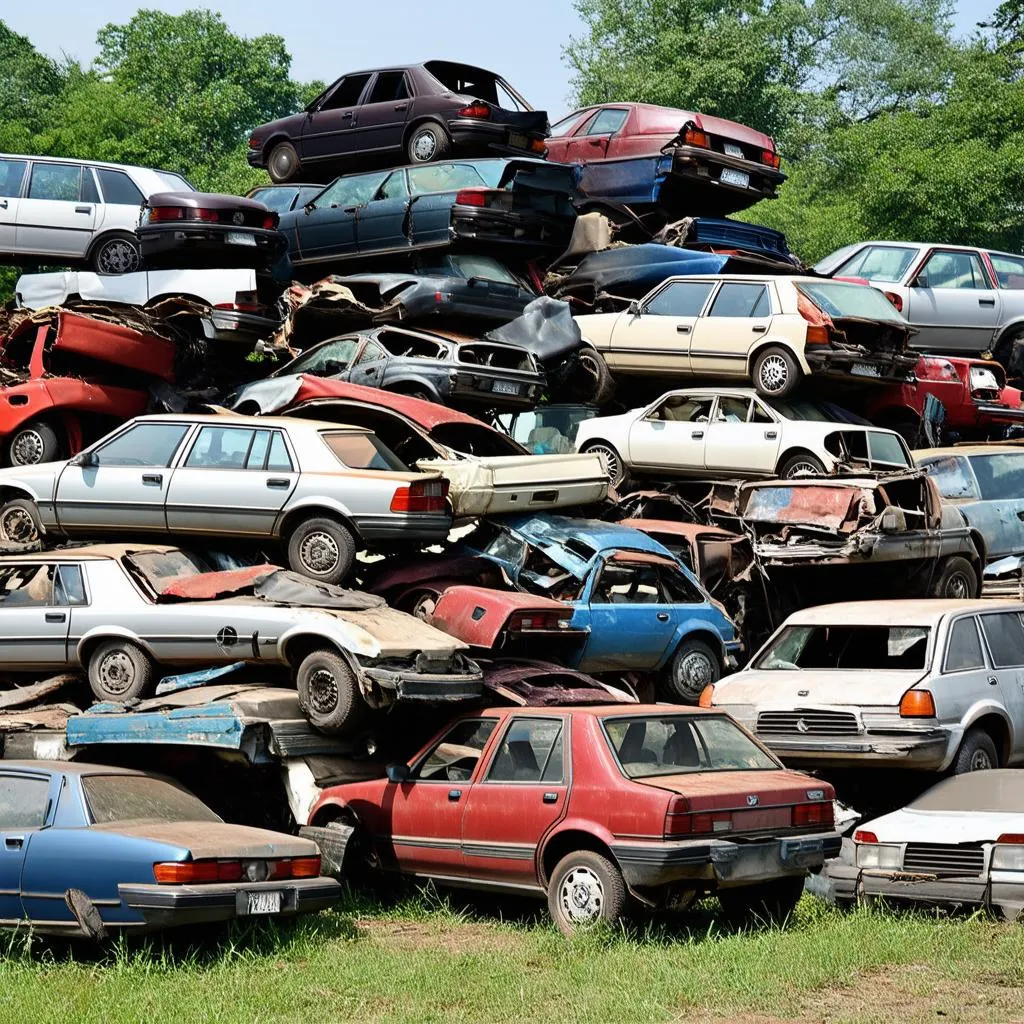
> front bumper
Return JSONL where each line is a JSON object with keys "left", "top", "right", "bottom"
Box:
{"left": 971, "top": 401, "right": 1024, "bottom": 427}
{"left": 139, "top": 224, "right": 287, "bottom": 269}
{"left": 670, "top": 146, "right": 785, "bottom": 199}
{"left": 610, "top": 830, "right": 841, "bottom": 889}
{"left": 754, "top": 730, "right": 951, "bottom": 770}
{"left": 450, "top": 206, "right": 573, "bottom": 252}
{"left": 118, "top": 876, "right": 341, "bottom": 929}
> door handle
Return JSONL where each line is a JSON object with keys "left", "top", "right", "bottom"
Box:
{"left": 343, "top": 206, "right": 358, "bottom": 213}
{"left": 4, "top": 836, "right": 23, "bottom": 849}
{"left": 142, "top": 473, "right": 163, "bottom": 485}
{"left": 448, "top": 789, "right": 462, "bottom": 802}
{"left": 543, "top": 792, "right": 558, "bottom": 804}
{"left": 989, "top": 676, "right": 999, "bottom": 686}
{"left": 980, "top": 298, "right": 996, "bottom": 307}
{"left": 45, "top": 612, "right": 66, "bottom": 623}
{"left": 1017, "top": 510, "right": 1024, "bottom": 521}
{"left": 691, "top": 430, "right": 704, "bottom": 439}
{"left": 657, "top": 612, "right": 670, "bottom": 622}
{"left": 75, "top": 205, "right": 92, "bottom": 214}
{"left": 266, "top": 478, "right": 291, "bottom": 488}
{"left": 765, "top": 430, "right": 778, "bottom": 440}
{"left": 0, "top": 200, "right": 7, "bottom": 210}
{"left": 342, "top": 112, "right": 353, "bottom": 119}
{"left": 676, "top": 325, "right": 691, "bottom": 334}
{"left": 752, "top": 324, "right": 768, "bottom": 333}
{"left": 394, "top": 104, "right": 408, "bottom": 111}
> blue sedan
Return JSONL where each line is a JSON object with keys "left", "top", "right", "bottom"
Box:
{"left": 0, "top": 762, "right": 340, "bottom": 937}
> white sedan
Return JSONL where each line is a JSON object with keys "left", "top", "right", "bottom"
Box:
{"left": 573, "top": 387, "right": 913, "bottom": 486}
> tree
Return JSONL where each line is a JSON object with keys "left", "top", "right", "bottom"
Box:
{"left": 0, "top": 22, "right": 67, "bottom": 152}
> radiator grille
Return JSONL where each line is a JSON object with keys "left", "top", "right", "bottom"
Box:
{"left": 903, "top": 843, "right": 985, "bottom": 876}
{"left": 756, "top": 710, "right": 859, "bottom": 736}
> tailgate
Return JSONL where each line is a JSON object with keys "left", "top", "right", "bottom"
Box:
{"left": 416, "top": 452, "right": 609, "bottom": 516}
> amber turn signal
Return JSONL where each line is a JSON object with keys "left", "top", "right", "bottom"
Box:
{"left": 698, "top": 684, "right": 715, "bottom": 708}
{"left": 899, "top": 689, "right": 936, "bottom": 718}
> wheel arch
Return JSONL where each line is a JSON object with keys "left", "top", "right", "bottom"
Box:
{"left": 76, "top": 629, "right": 157, "bottom": 670}
{"left": 84, "top": 228, "right": 140, "bottom": 264}
{"left": 746, "top": 338, "right": 810, "bottom": 376}
{"left": 261, "top": 133, "right": 293, "bottom": 164}
{"left": 664, "top": 626, "right": 727, "bottom": 672}
{"left": 308, "top": 798, "right": 361, "bottom": 829}
{"left": 383, "top": 377, "right": 444, "bottom": 402}
{"left": 277, "top": 501, "right": 359, "bottom": 543}
{"left": 962, "top": 709, "right": 1012, "bottom": 765}
{"left": 403, "top": 116, "right": 452, "bottom": 152}
{"left": 774, "top": 446, "right": 828, "bottom": 476}
{"left": 539, "top": 826, "right": 619, "bottom": 887}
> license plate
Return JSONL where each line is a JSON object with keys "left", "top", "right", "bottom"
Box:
{"left": 720, "top": 167, "right": 750, "bottom": 188}
{"left": 509, "top": 132, "right": 528, "bottom": 150}
{"left": 246, "top": 890, "right": 282, "bottom": 915}
{"left": 492, "top": 380, "right": 520, "bottom": 395}
{"left": 227, "top": 231, "right": 257, "bottom": 246}
{"left": 851, "top": 362, "right": 882, "bottom": 378}
{"left": 723, "top": 142, "right": 745, "bottom": 157}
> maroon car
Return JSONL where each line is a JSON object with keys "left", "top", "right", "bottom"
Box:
{"left": 306, "top": 704, "right": 839, "bottom": 934}
{"left": 247, "top": 62, "right": 549, "bottom": 184}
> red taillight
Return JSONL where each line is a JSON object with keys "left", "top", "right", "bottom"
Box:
{"left": 248, "top": 135, "right": 262, "bottom": 149}
{"left": 793, "top": 802, "right": 834, "bottom": 828}
{"left": 853, "top": 830, "right": 878, "bottom": 844}
{"left": 459, "top": 103, "right": 490, "bottom": 119}
{"left": 883, "top": 290, "right": 903, "bottom": 313}
{"left": 761, "top": 148, "right": 781, "bottom": 169}
{"left": 391, "top": 479, "right": 449, "bottom": 513}
{"left": 147, "top": 206, "right": 185, "bottom": 222}
{"left": 691, "top": 811, "right": 733, "bottom": 834}
{"left": 683, "top": 125, "right": 709, "bottom": 148}
{"left": 454, "top": 189, "right": 490, "bottom": 208}
{"left": 193, "top": 207, "right": 220, "bottom": 223}
{"left": 664, "top": 795, "right": 691, "bottom": 836}
{"left": 268, "top": 856, "right": 321, "bottom": 879}
{"left": 529, "top": 138, "right": 546, "bottom": 155}
{"left": 508, "top": 610, "right": 567, "bottom": 631}
{"left": 153, "top": 859, "right": 242, "bottom": 884}
{"left": 261, "top": 214, "right": 277, "bottom": 230}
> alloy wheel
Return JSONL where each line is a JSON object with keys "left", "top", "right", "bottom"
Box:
{"left": 0, "top": 506, "right": 38, "bottom": 543}
{"left": 10, "top": 430, "right": 46, "bottom": 466}
{"left": 300, "top": 531, "right": 340, "bottom": 575}
{"left": 759, "top": 354, "right": 789, "bottom": 394}
{"left": 98, "top": 651, "right": 135, "bottom": 695}
{"left": 785, "top": 461, "right": 821, "bottom": 478}
{"left": 97, "top": 239, "right": 140, "bottom": 274}
{"left": 559, "top": 866, "right": 604, "bottom": 926}
{"left": 588, "top": 445, "right": 623, "bottom": 487}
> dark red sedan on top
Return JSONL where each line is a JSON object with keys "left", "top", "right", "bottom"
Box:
{"left": 307, "top": 704, "right": 839, "bottom": 934}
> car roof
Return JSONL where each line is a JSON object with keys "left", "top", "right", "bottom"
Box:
{"left": 475, "top": 704, "right": 724, "bottom": 719}
{"left": 913, "top": 445, "right": 1024, "bottom": 459}
{"left": 500, "top": 515, "right": 674, "bottom": 557}
{"left": 0, "top": 153, "right": 187, "bottom": 179}
{"left": 131, "top": 412, "right": 370, "bottom": 434}
{"left": 0, "top": 760, "right": 147, "bottom": 776}
{"left": 0, "top": 543, "right": 181, "bottom": 563}
{"left": 784, "top": 599, "right": 1023, "bottom": 628}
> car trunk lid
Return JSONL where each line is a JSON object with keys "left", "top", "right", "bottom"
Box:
{"left": 91, "top": 820, "right": 315, "bottom": 859}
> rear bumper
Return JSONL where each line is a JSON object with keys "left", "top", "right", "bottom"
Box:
{"left": 201, "top": 309, "right": 281, "bottom": 344}
{"left": 139, "top": 224, "right": 286, "bottom": 269}
{"left": 352, "top": 512, "right": 452, "bottom": 544}
{"left": 610, "top": 830, "right": 841, "bottom": 889}
{"left": 445, "top": 120, "right": 547, "bottom": 157}
{"left": 448, "top": 369, "right": 544, "bottom": 409}
{"left": 670, "top": 146, "right": 785, "bottom": 199}
{"left": 450, "top": 206, "right": 572, "bottom": 251}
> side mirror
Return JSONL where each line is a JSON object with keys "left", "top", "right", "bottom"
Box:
{"left": 386, "top": 763, "right": 410, "bottom": 783}
{"left": 627, "top": 300, "right": 640, "bottom": 316}
{"left": 303, "top": 201, "right": 316, "bottom": 215}
{"left": 913, "top": 272, "right": 928, "bottom": 289}
{"left": 72, "top": 451, "right": 98, "bottom": 468}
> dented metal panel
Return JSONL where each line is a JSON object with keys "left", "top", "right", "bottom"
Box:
{"left": 430, "top": 585, "right": 573, "bottom": 647}
{"left": 740, "top": 485, "right": 867, "bottom": 531}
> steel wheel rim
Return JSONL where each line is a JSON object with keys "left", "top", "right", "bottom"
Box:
{"left": 759, "top": 354, "right": 789, "bottom": 393}
{"left": 10, "top": 430, "right": 45, "bottom": 466}
{"left": 98, "top": 651, "right": 135, "bottom": 695}
{"left": 676, "top": 650, "right": 714, "bottom": 698}
{"left": 559, "top": 866, "right": 604, "bottom": 925}
{"left": 98, "top": 239, "right": 139, "bottom": 274}
{"left": 589, "top": 445, "right": 622, "bottom": 487}
{"left": 307, "top": 668, "right": 339, "bottom": 715}
{"left": 945, "top": 571, "right": 972, "bottom": 599}
{"left": 412, "top": 131, "right": 437, "bottom": 161}
{"left": 785, "top": 460, "right": 820, "bottom": 478}
{"left": 300, "top": 531, "right": 340, "bottom": 575}
{"left": 0, "top": 506, "right": 37, "bottom": 543}
{"left": 970, "top": 748, "right": 994, "bottom": 771}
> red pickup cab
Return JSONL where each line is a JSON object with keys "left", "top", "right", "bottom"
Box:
{"left": 308, "top": 704, "right": 839, "bottom": 934}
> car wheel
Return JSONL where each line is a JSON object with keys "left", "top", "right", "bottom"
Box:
{"left": 953, "top": 727, "right": 999, "bottom": 774}
{"left": 547, "top": 850, "right": 626, "bottom": 936}
{"left": 7, "top": 421, "right": 62, "bottom": 467}
{"left": 90, "top": 232, "right": 142, "bottom": 275}
{"left": 296, "top": 648, "right": 366, "bottom": 734}
{"left": 87, "top": 639, "right": 154, "bottom": 703}
{"left": 887, "top": 416, "right": 921, "bottom": 449}
{"left": 567, "top": 348, "right": 615, "bottom": 406}
{"left": 779, "top": 452, "right": 826, "bottom": 478}
{"left": 931, "top": 556, "right": 979, "bottom": 599}
{"left": 580, "top": 441, "right": 628, "bottom": 490}
{"left": 753, "top": 346, "right": 800, "bottom": 399}
{"left": 268, "top": 141, "right": 301, "bottom": 183}
{"left": 0, "top": 498, "right": 42, "bottom": 544}
{"left": 401, "top": 589, "right": 439, "bottom": 621}
{"left": 287, "top": 517, "right": 356, "bottom": 585}
{"left": 663, "top": 638, "right": 721, "bottom": 704}
{"left": 717, "top": 876, "right": 804, "bottom": 929}
{"left": 406, "top": 123, "right": 450, "bottom": 164}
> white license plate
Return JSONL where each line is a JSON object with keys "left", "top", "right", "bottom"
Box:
{"left": 492, "top": 380, "right": 520, "bottom": 395}
{"left": 851, "top": 362, "right": 882, "bottom": 378}
{"left": 227, "top": 231, "right": 257, "bottom": 246}
{"left": 246, "top": 890, "right": 282, "bottom": 915}
{"left": 723, "top": 142, "right": 745, "bottom": 157}
{"left": 720, "top": 167, "right": 750, "bottom": 188}
{"left": 509, "top": 132, "right": 528, "bottom": 150}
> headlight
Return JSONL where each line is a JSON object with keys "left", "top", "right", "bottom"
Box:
{"left": 857, "top": 844, "right": 902, "bottom": 870}
{"left": 991, "top": 844, "right": 1024, "bottom": 871}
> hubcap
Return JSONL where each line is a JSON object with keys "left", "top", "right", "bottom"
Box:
{"left": 98, "top": 651, "right": 135, "bottom": 695}
{"left": 300, "top": 531, "right": 340, "bottom": 575}
{"left": 676, "top": 651, "right": 714, "bottom": 698}
{"left": 785, "top": 460, "right": 820, "bottom": 478}
{"left": 559, "top": 866, "right": 604, "bottom": 926}
{"left": 271, "top": 147, "right": 294, "bottom": 177}
{"left": 10, "top": 430, "right": 45, "bottom": 466}
{"left": 759, "top": 354, "right": 789, "bottom": 393}
{"left": 0, "top": 507, "right": 37, "bottom": 543}
{"left": 97, "top": 239, "right": 139, "bottom": 274}
{"left": 945, "top": 572, "right": 972, "bottom": 599}
{"left": 970, "top": 748, "right": 993, "bottom": 771}
{"left": 412, "top": 131, "right": 437, "bottom": 161}
{"left": 307, "top": 667, "right": 340, "bottom": 715}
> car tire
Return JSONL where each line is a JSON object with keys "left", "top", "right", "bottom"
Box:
{"left": 296, "top": 648, "right": 366, "bottom": 734}
{"left": 268, "top": 141, "right": 301, "bottom": 183}
{"left": 717, "top": 876, "right": 804, "bottom": 929}
{"left": 580, "top": 441, "right": 629, "bottom": 490}
{"left": 952, "top": 727, "right": 999, "bottom": 774}
{"left": 547, "top": 849, "right": 626, "bottom": 936}
{"left": 778, "top": 452, "right": 826, "bottom": 478}
{"left": 567, "top": 348, "right": 615, "bottom": 406}
{"left": 87, "top": 639, "right": 154, "bottom": 703}
{"left": 90, "top": 232, "right": 142, "bottom": 275}
{"left": 753, "top": 346, "right": 801, "bottom": 399}
{"left": 287, "top": 517, "right": 356, "bottom": 585}
{"left": 663, "top": 638, "right": 721, "bottom": 704}
{"left": 7, "top": 420, "right": 62, "bottom": 467}
{"left": 886, "top": 415, "right": 922, "bottom": 449}
{"left": 931, "top": 556, "right": 979, "bottom": 599}
{"left": 406, "top": 123, "right": 450, "bottom": 164}
{"left": 0, "top": 498, "right": 42, "bottom": 545}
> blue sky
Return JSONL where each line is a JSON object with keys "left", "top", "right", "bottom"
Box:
{"left": 6, "top": 0, "right": 999, "bottom": 120}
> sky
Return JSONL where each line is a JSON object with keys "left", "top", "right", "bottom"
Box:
{"left": 4, "top": 0, "right": 1000, "bottom": 121}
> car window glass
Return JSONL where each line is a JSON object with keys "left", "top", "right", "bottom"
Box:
{"left": 316, "top": 172, "right": 388, "bottom": 210}
{"left": 81, "top": 169, "right": 100, "bottom": 203}
{"left": 549, "top": 111, "right": 588, "bottom": 137}
{"left": 751, "top": 401, "right": 773, "bottom": 424}
{"left": 414, "top": 718, "right": 497, "bottom": 781}
{"left": 375, "top": 171, "right": 409, "bottom": 201}
{"left": 988, "top": 253, "right": 1024, "bottom": 289}
{"left": 920, "top": 455, "right": 979, "bottom": 499}
{"left": 756, "top": 625, "right": 930, "bottom": 670}
{"left": 487, "top": 719, "right": 564, "bottom": 782}
{"left": 321, "top": 431, "right": 407, "bottom": 471}
{"left": 55, "top": 565, "right": 87, "bottom": 606}
{"left": 355, "top": 340, "right": 386, "bottom": 365}
{"left": 920, "top": 251, "right": 989, "bottom": 289}
{"left": 969, "top": 454, "right": 1024, "bottom": 501}
{"left": 0, "top": 564, "right": 53, "bottom": 607}
{"left": 0, "top": 159, "right": 27, "bottom": 199}
{"left": 593, "top": 562, "right": 662, "bottom": 604}
{"left": 408, "top": 163, "right": 488, "bottom": 195}
{"left": 95, "top": 423, "right": 189, "bottom": 467}
{"left": 644, "top": 281, "right": 714, "bottom": 317}
{"left": 366, "top": 71, "right": 409, "bottom": 104}
{"left": 867, "top": 431, "right": 910, "bottom": 467}
{"left": 320, "top": 73, "right": 371, "bottom": 110}
{"left": 837, "top": 245, "right": 917, "bottom": 283}
{"left": 981, "top": 612, "right": 1024, "bottom": 668}
{"left": 246, "top": 429, "right": 271, "bottom": 469}
{"left": 97, "top": 168, "right": 144, "bottom": 205}
{"left": 708, "top": 282, "right": 770, "bottom": 318}
{"left": 945, "top": 617, "right": 985, "bottom": 672}
{"left": 649, "top": 395, "right": 713, "bottom": 423}
{"left": 659, "top": 565, "right": 704, "bottom": 604}
{"left": 292, "top": 338, "right": 360, "bottom": 375}
{"left": 0, "top": 776, "right": 50, "bottom": 829}
{"left": 713, "top": 396, "right": 751, "bottom": 423}
{"left": 185, "top": 427, "right": 256, "bottom": 470}
{"left": 266, "top": 432, "right": 293, "bottom": 472}
{"left": 587, "top": 108, "right": 628, "bottom": 135}
{"left": 28, "top": 162, "right": 81, "bottom": 202}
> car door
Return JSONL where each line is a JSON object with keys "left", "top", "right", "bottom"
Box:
{"left": 626, "top": 393, "right": 712, "bottom": 472}
{"left": 563, "top": 107, "right": 629, "bottom": 163}
{"left": 300, "top": 73, "right": 373, "bottom": 161}
{"left": 15, "top": 161, "right": 97, "bottom": 257}
{"left": 345, "top": 338, "right": 389, "bottom": 389}
{"left": 702, "top": 395, "right": 781, "bottom": 474}
{"left": 93, "top": 167, "right": 145, "bottom": 234}
{"left": 688, "top": 280, "right": 773, "bottom": 378}
{"left": 352, "top": 71, "right": 412, "bottom": 154}
{"left": 292, "top": 171, "right": 389, "bottom": 263}
{"left": 54, "top": 421, "right": 192, "bottom": 534}
{"left": 0, "top": 769, "right": 55, "bottom": 926}
{"left": 959, "top": 452, "right": 1024, "bottom": 560}
{"left": 939, "top": 614, "right": 995, "bottom": 738}
{"left": 977, "top": 611, "right": 1024, "bottom": 758}
{"left": 904, "top": 249, "right": 1000, "bottom": 352}
{"left": 460, "top": 716, "right": 568, "bottom": 884}
{"left": 355, "top": 169, "right": 411, "bottom": 254}
{"left": 0, "top": 563, "right": 71, "bottom": 667}
{"left": 385, "top": 718, "right": 499, "bottom": 877}
{"left": 165, "top": 426, "right": 298, "bottom": 536}
{"left": 0, "top": 158, "right": 28, "bottom": 252}
{"left": 607, "top": 280, "right": 716, "bottom": 374}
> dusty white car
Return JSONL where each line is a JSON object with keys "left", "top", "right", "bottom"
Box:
{"left": 574, "top": 274, "right": 915, "bottom": 399}
{"left": 704, "top": 599, "right": 1024, "bottom": 774}
{"left": 573, "top": 388, "right": 913, "bottom": 485}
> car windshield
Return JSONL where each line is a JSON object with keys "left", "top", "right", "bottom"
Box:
{"left": 418, "top": 254, "right": 525, "bottom": 287}
{"left": 756, "top": 624, "right": 931, "bottom": 670}
{"left": 123, "top": 549, "right": 207, "bottom": 593}
{"left": 796, "top": 281, "right": 907, "bottom": 322}
{"left": 604, "top": 714, "right": 778, "bottom": 779}
{"left": 83, "top": 775, "right": 221, "bottom": 825}
{"left": 909, "top": 772, "right": 1024, "bottom": 813}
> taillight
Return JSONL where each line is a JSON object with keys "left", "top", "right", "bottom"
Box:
{"left": 391, "top": 479, "right": 449, "bottom": 513}
{"left": 459, "top": 103, "right": 490, "bottom": 119}
{"left": 698, "top": 684, "right": 714, "bottom": 708}
{"left": 899, "top": 689, "right": 936, "bottom": 718}
{"left": 692, "top": 812, "right": 733, "bottom": 834}
{"left": 683, "top": 124, "right": 709, "bottom": 148}
{"left": 147, "top": 206, "right": 185, "bottom": 222}
{"left": 761, "top": 148, "right": 781, "bottom": 169}
{"left": 454, "top": 189, "right": 490, "bottom": 208}
{"left": 153, "top": 860, "right": 242, "bottom": 884}
{"left": 508, "top": 610, "right": 568, "bottom": 631}
{"left": 664, "top": 795, "right": 690, "bottom": 836}
{"left": 853, "top": 830, "right": 878, "bottom": 843}
{"left": 792, "top": 801, "right": 834, "bottom": 828}
{"left": 883, "top": 290, "right": 903, "bottom": 313}
{"left": 805, "top": 324, "right": 831, "bottom": 345}
{"left": 268, "top": 856, "right": 321, "bottom": 879}
{"left": 529, "top": 138, "right": 546, "bottom": 155}
{"left": 248, "top": 135, "right": 262, "bottom": 149}
{"left": 262, "top": 214, "right": 277, "bottom": 229}
{"left": 194, "top": 208, "right": 220, "bottom": 223}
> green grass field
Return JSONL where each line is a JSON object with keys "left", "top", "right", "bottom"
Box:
{"left": 2, "top": 888, "right": 1023, "bottom": 1024}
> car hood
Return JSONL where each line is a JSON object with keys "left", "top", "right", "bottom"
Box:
{"left": 92, "top": 819, "right": 316, "bottom": 859}
{"left": 863, "top": 807, "right": 1024, "bottom": 845}
{"left": 713, "top": 668, "right": 927, "bottom": 707}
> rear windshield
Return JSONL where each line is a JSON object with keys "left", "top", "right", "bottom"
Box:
{"left": 429, "top": 422, "right": 523, "bottom": 457}
{"left": 83, "top": 775, "right": 220, "bottom": 825}
{"left": 604, "top": 714, "right": 778, "bottom": 778}
{"left": 408, "top": 163, "right": 490, "bottom": 195}
{"left": 156, "top": 171, "right": 195, "bottom": 192}
{"left": 756, "top": 625, "right": 930, "bottom": 670}
{"left": 321, "top": 431, "right": 408, "bottom": 471}
{"left": 423, "top": 61, "right": 526, "bottom": 111}
{"left": 797, "top": 281, "right": 906, "bottom": 322}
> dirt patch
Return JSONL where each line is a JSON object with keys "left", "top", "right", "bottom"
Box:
{"left": 356, "top": 917, "right": 524, "bottom": 955}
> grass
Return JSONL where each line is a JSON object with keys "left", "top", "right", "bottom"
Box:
{"left": 1, "top": 888, "right": 1023, "bottom": 1024}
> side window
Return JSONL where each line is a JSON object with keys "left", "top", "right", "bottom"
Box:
{"left": 981, "top": 613, "right": 1024, "bottom": 668}
{"left": 292, "top": 338, "right": 360, "bottom": 375}
{"left": 355, "top": 340, "right": 386, "bottom": 365}
{"left": 919, "top": 251, "right": 990, "bottom": 290}
{"left": 837, "top": 245, "right": 917, "bottom": 284}
{"left": 944, "top": 617, "right": 985, "bottom": 673}
{"left": 315, "top": 172, "right": 389, "bottom": 210}
{"left": 644, "top": 281, "right": 714, "bottom": 317}
{"left": 95, "top": 423, "right": 189, "bottom": 467}
{"left": 0, "top": 159, "right": 27, "bottom": 199}
{"left": 549, "top": 110, "right": 590, "bottom": 138}
{"left": 751, "top": 401, "right": 774, "bottom": 424}
{"left": 0, "top": 565, "right": 54, "bottom": 608}
{"left": 246, "top": 429, "right": 271, "bottom": 469}
{"left": 920, "top": 456, "right": 979, "bottom": 499}
{"left": 708, "top": 283, "right": 771, "bottom": 318}
{"left": 366, "top": 71, "right": 409, "bottom": 104}
{"left": 659, "top": 565, "right": 704, "bottom": 604}
{"left": 649, "top": 395, "right": 714, "bottom": 423}
{"left": 0, "top": 775, "right": 50, "bottom": 829}
{"left": 593, "top": 563, "right": 662, "bottom": 605}
{"left": 81, "top": 169, "right": 100, "bottom": 203}
{"left": 266, "top": 432, "right": 293, "bottom": 472}
{"left": 55, "top": 565, "right": 87, "bottom": 607}
{"left": 867, "top": 431, "right": 910, "bottom": 468}
{"left": 988, "top": 253, "right": 1024, "bottom": 290}
{"left": 375, "top": 171, "right": 409, "bottom": 202}
{"left": 414, "top": 719, "right": 498, "bottom": 782}
{"left": 969, "top": 454, "right": 1024, "bottom": 501}
{"left": 587, "top": 108, "right": 628, "bottom": 135}
{"left": 714, "top": 396, "right": 752, "bottom": 423}
{"left": 28, "top": 162, "right": 81, "bottom": 202}
{"left": 184, "top": 427, "right": 256, "bottom": 470}
{"left": 487, "top": 719, "right": 565, "bottom": 783}
{"left": 96, "top": 169, "right": 144, "bottom": 206}
{"left": 320, "top": 74, "right": 372, "bottom": 110}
